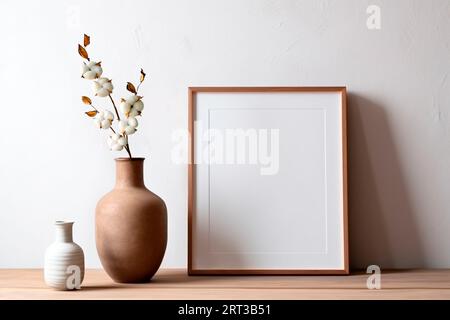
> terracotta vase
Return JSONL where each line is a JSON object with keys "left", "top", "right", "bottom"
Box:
{"left": 95, "top": 158, "right": 167, "bottom": 283}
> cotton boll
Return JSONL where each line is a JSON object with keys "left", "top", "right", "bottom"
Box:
{"left": 121, "top": 96, "right": 144, "bottom": 118}
{"left": 97, "top": 88, "right": 109, "bottom": 97}
{"left": 101, "top": 119, "right": 111, "bottom": 129}
{"left": 127, "top": 95, "right": 139, "bottom": 104}
{"left": 82, "top": 61, "right": 103, "bottom": 79}
{"left": 128, "top": 117, "right": 138, "bottom": 127}
{"left": 125, "top": 127, "right": 136, "bottom": 135}
{"left": 92, "top": 78, "right": 113, "bottom": 97}
{"left": 95, "top": 109, "right": 114, "bottom": 129}
{"left": 83, "top": 71, "right": 96, "bottom": 80}
{"left": 81, "top": 63, "right": 89, "bottom": 74}
{"left": 119, "top": 117, "right": 138, "bottom": 135}
{"left": 98, "top": 78, "right": 108, "bottom": 85}
{"left": 120, "top": 101, "right": 131, "bottom": 115}
{"left": 90, "top": 65, "right": 102, "bottom": 76}
{"left": 118, "top": 120, "right": 126, "bottom": 133}
{"left": 104, "top": 110, "right": 114, "bottom": 120}
{"left": 92, "top": 81, "right": 101, "bottom": 91}
{"left": 128, "top": 109, "right": 139, "bottom": 117}
{"left": 133, "top": 100, "right": 144, "bottom": 112}
{"left": 103, "top": 82, "right": 113, "bottom": 91}
{"left": 118, "top": 136, "right": 128, "bottom": 146}
{"left": 107, "top": 133, "right": 127, "bottom": 151}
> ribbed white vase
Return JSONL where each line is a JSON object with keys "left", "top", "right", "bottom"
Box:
{"left": 44, "top": 221, "right": 85, "bottom": 290}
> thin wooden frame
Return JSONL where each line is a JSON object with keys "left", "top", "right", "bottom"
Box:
{"left": 188, "top": 87, "right": 348, "bottom": 275}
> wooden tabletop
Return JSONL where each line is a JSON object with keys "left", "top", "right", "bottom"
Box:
{"left": 1, "top": 269, "right": 450, "bottom": 300}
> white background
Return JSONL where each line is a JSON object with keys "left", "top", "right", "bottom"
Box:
{"left": 1, "top": 0, "right": 450, "bottom": 269}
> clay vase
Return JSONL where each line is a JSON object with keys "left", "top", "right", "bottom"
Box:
{"left": 95, "top": 158, "right": 167, "bottom": 283}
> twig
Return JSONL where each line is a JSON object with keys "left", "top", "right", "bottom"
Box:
{"left": 125, "top": 140, "right": 132, "bottom": 158}
{"left": 108, "top": 94, "right": 121, "bottom": 121}
{"left": 124, "top": 145, "right": 132, "bottom": 158}
{"left": 124, "top": 134, "right": 132, "bottom": 158}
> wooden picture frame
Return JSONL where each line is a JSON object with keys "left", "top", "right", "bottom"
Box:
{"left": 188, "top": 87, "right": 348, "bottom": 275}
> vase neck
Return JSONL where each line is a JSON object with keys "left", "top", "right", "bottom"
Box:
{"left": 55, "top": 222, "right": 73, "bottom": 243}
{"left": 115, "top": 158, "right": 145, "bottom": 188}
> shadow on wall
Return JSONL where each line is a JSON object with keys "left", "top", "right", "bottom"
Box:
{"left": 347, "top": 93, "right": 425, "bottom": 269}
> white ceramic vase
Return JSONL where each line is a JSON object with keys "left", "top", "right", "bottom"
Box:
{"left": 44, "top": 221, "right": 85, "bottom": 290}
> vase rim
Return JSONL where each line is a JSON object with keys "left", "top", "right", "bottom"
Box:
{"left": 54, "top": 220, "right": 74, "bottom": 225}
{"left": 115, "top": 157, "right": 145, "bottom": 161}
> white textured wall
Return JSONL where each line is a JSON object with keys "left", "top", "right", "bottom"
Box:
{"left": 1, "top": 0, "right": 450, "bottom": 269}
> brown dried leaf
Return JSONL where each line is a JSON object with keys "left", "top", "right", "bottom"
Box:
{"left": 84, "top": 34, "right": 90, "bottom": 47}
{"left": 126, "top": 82, "right": 137, "bottom": 94}
{"left": 85, "top": 110, "right": 98, "bottom": 117}
{"left": 140, "top": 68, "right": 146, "bottom": 82}
{"left": 78, "top": 44, "right": 89, "bottom": 60}
{"left": 81, "top": 96, "right": 92, "bottom": 105}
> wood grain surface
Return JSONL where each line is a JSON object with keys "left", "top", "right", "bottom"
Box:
{"left": 1, "top": 269, "right": 450, "bottom": 300}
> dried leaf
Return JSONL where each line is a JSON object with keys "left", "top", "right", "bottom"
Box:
{"left": 96, "top": 61, "right": 102, "bottom": 66}
{"left": 126, "top": 82, "right": 137, "bottom": 94}
{"left": 81, "top": 96, "right": 92, "bottom": 105}
{"left": 140, "top": 68, "right": 146, "bottom": 82}
{"left": 78, "top": 44, "right": 89, "bottom": 60}
{"left": 85, "top": 110, "right": 98, "bottom": 117}
{"left": 84, "top": 34, "right": 90, "bottom": 47}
